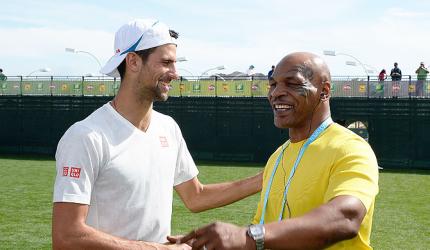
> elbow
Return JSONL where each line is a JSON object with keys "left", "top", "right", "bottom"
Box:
{"left": 53, "top": 231, "right": 84, "bottom": 250}
{"left": 319, "top": 224, "right": 360, "bottom": 248}
{"left": 320, "top": 219, "right": 361, "bottom": 247}
{"left": 343, "top": 221, "right": 361, "bottom": 240}
{"left": 186, "top": 202, "right": 206, "bottom": 213}
{"left": 52, "top": 223, "right": 84, "bottom": 250}
{"left": 331, "top": 219, "right": 360, "bottom": 243}
{"left": 182, "top": 184, "right": 208, "bottom": 213}
{"left": 183, "top": 193, "right": 211, "bottom": 213}
{"left": 338, "top": 230, "right": 359, "bottom": 243}
{"left": 189, "top": 207, "right": 204, "bottom": 213}
{"left": 336, "top": 199, "right": 366, "bottom": 241}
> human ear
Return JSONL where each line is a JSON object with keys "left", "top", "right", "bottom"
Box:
{"left": 125, "top": 53, "right": 141, "bottom": 74}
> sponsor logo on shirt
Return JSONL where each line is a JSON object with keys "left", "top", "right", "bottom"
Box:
{"left": 62, "top": 166, "right": 81, "bottom": 178}
{"left": 62, "top": 166, "right": 69, "bottom": 176}
{"left": 70, "top": 167, "right": 81, "bottom": 178}
{"left": 159, "top": 136, "right": 169, "bottom": 147}
{"left": 63, "top": 166, "right": 81, "bottom": 178}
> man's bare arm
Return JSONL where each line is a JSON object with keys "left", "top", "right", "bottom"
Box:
{"left": 263, "top": 195, "right": 367, "bottom": 249}
{"left": 52, "top": 202, "right": 189, "bottom": 250}
{"left": 174, "top": 171, "right": 262, "bottom": 213}
{"left": 179, "top": 195, "right": 366, "bottom": 250}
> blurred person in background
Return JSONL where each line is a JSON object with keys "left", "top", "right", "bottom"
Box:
{"left": 375, "top": 69, "right": 387, "bottom": 98}
{"left": 390, "top": 62, "right": 402, "bottom": 81}
{"left": 268, "top": 65, "right": 275, "bottom": 80}
{"left": 378, "top": 69, "right": 387, "bottom": 82}
{"left": 415, "top": 62, "right": 429, "bottom": 97}
{"left": 390, "top": 62, "right": 402, "bottom": 98}
{"left": 0, "top": 68, "right": 7, "bottom": 81}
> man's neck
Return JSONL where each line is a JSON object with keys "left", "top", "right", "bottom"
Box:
{"left": 112, "top": 86, "right": 153, "bottom": 132}
{"left": 288, "top": 113, "right": 331, "bottom": 143}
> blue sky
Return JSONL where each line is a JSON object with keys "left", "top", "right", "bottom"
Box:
{"left": 1, "top": 0, "right": 430, "bottom": 77}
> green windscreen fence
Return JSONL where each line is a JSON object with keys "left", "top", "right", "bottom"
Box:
{"left": 3, "top": 75, "right": 428, "bottom": 98}
{"left": 1, "top": 77, "right": 21, "bottom": 95}
{"left": 51, "top": 78, "right": 83, "bottom": 96}
{"left": 21, "top": 78, "right": 52, "bottom": 95}
{"left": 0, "top": 96, "right": 429, "bottom": 169}
{"left": 0, "top": 77, "right": 120, "bottom": 96}
{"left": 172, "top": 79, "right": 269, "bottom": 97}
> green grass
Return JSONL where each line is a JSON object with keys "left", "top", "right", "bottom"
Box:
{"left": 372, "top": 169, "right": 430, "bottom": 249}
{"left": 0, "top": 156, "right": 429, "bottom": 249}
{"left": 171, "top": 163, "right": 262, "bottom": 234}
{"left": 0, "top": 156, "right": 55, "bottom": 250}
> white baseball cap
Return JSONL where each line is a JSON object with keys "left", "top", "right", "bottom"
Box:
{"left": 100, "top": 19, "right": 177, "bottom": 77}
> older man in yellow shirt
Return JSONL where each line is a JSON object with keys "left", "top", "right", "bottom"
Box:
{"left": 179, "top": 52, "right": 379, "bottom": 250}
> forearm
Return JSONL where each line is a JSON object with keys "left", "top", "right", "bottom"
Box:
{"left": 264, "top": 214, "right": 343, "bottom": 249}
{"left": 192, "top": 172, "right": 262, "bottom": 212}
{"left": 53, "top": 223, "right": 167, "bottom": 250}
{"left": 264, "top": 197, "right": 364, "bottom": 249}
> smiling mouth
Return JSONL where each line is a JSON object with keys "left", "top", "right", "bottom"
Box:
{"left": 157, "top": 80, "right": 171, "bottom": 92}
{"left": 274, "top": 104, "right": 293, "bottom": 111}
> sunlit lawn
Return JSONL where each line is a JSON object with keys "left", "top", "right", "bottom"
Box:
{"left": 0, "top": 156, "right": 429, "bottom": 249}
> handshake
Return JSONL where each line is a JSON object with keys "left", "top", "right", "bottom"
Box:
{"left": 165, "top": 222, "right": 256, "bottom": 250}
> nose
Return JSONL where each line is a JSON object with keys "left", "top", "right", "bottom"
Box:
{"left": 170, "top": 63, "right": 179, "bottom": 80}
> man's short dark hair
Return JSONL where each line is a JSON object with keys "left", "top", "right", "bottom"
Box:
{"left": 169, "top": 29, "right": 179, "bottom": 39}
{"left": 0, "top": 69, "right": 3, "bottom": 72}
{"left": 117, "top": 48, "right": 157, "bottom": 79}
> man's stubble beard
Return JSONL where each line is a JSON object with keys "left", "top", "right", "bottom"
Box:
{"left": 153, "top": 81, "right": 169, "bottom": 102}
{"left": 135, "top": 80, "right": 168, "bottom": 104}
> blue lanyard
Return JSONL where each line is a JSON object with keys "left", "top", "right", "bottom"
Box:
{"left": 259, "top": 117, "right": 333, "bottom": 224}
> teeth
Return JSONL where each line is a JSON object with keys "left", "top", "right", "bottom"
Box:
{"left": 157, "top": 81, "right": 170, "bottom": 91}
{"left": 275, "top": 104, "right": 293, "bottom": 109}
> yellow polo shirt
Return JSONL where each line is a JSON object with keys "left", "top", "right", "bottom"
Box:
{"left": 253, "top": 123, "right": 379, "bottom": 249}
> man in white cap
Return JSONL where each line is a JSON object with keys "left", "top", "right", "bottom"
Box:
{"left": 52, "top": 19, "right": 262, "bottom": 249}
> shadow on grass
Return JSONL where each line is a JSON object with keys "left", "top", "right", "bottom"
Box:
{"left": 0, "top": 154, "right": 55, "bottom": 161}
{"left": 379, "top": 168, "right": 430, "bottom": 175}
{"left": 1, "top": 154, "right": 428, "bottom": 174}
{"left": 195, "top": 161, "right": 264, "bottom": 168}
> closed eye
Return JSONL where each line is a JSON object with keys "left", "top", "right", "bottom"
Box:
{"left": 162, "top": 60, "right": 175, "bottom": 66}
{"left": 286, "top": 81, "right": 309, "bottom": 88}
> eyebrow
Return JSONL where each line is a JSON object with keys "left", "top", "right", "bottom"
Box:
{"left": 160, "top": 58, "right": 175, "bottom": 63}
{"left": 270, "top": 76, "right": 308, "bottom": 86}
{"left": 280, "top": 71, "right": 307, "bottom": 82}
{"left": 284, "top": 75, "right": 302, "bottom": 81}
